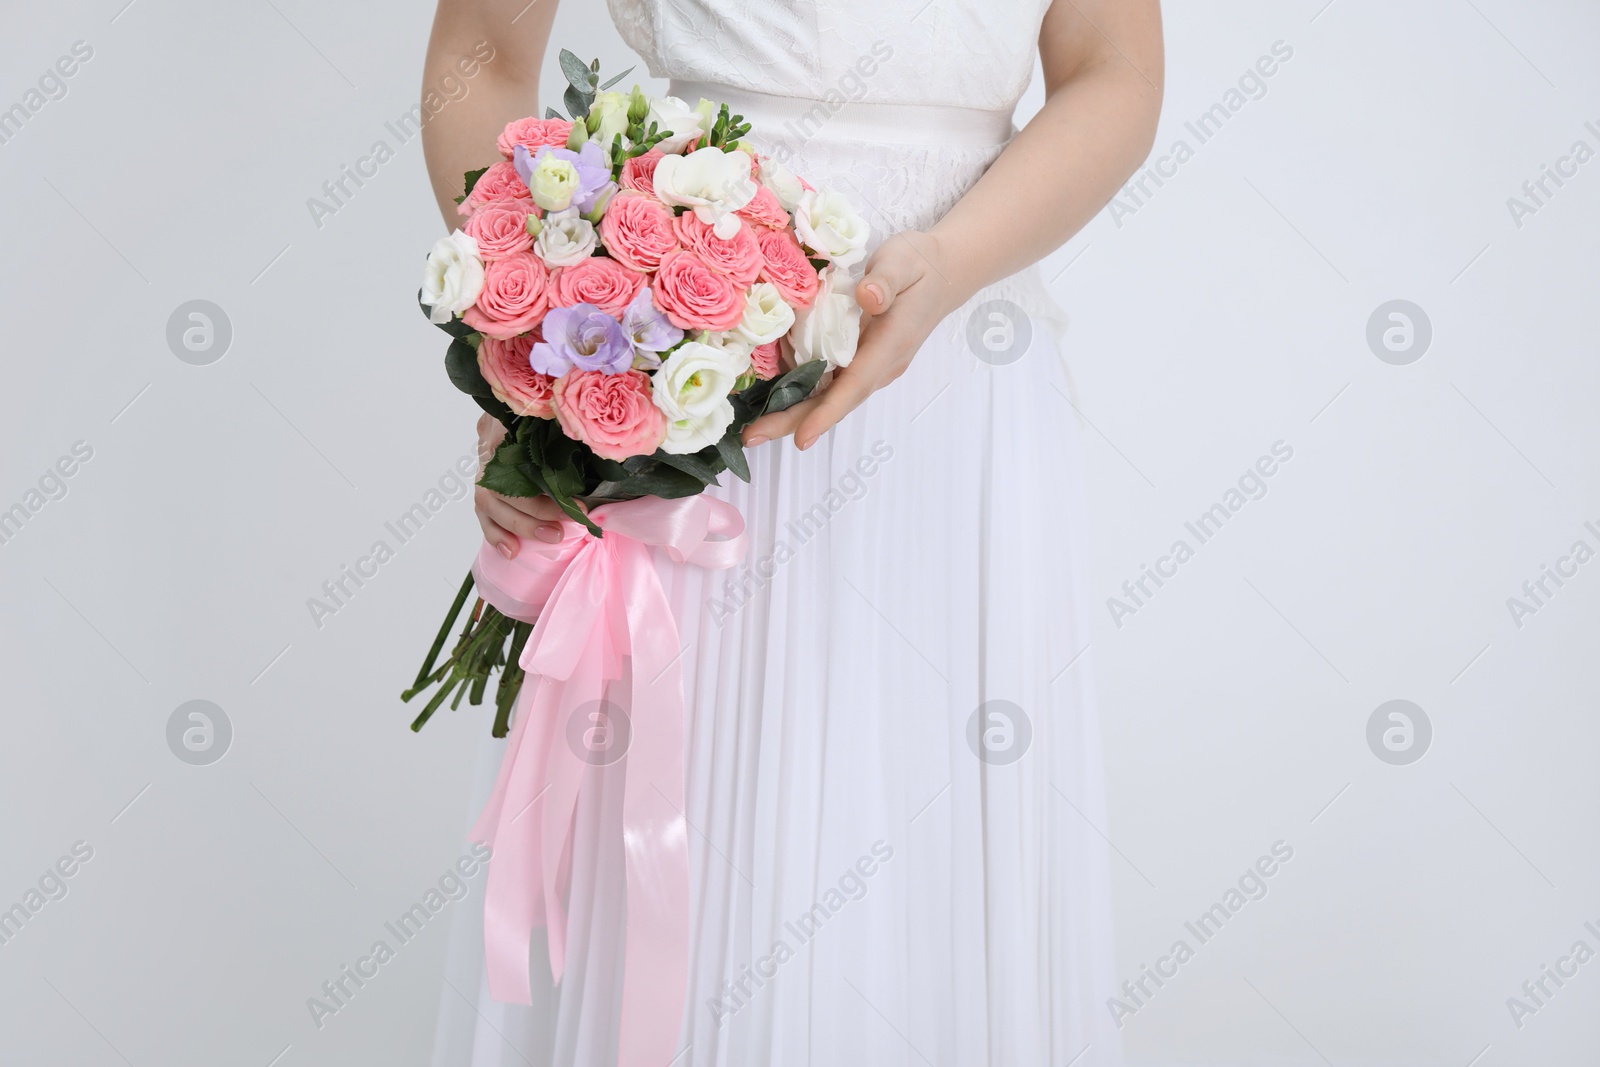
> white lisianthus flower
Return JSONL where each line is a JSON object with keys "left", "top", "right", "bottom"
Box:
{"left": 794, "top": 188, "right": 870, "bottom": 269}
{"left": 653, "top": 146, "right": 758, "bottom": 239}
{"left": 734, "top": 282, "right": 796, "bottom": 346}
{"left": 651, "top": 340, "right": 751, "bottom": 453}
{"left": 644, "top": 95, "right": 706, "bottom": 153}
{"left": 421, "top": 230, "right": 484, "bottom": 324}
{"left": 790, "top": 266, "right": 863, "bottom": 368}
{"left": 587, "top": 90, "right": 632, "bottom": 147}
{"left": 758, "top": 157, "right": 806, "bottom": 212}
{"left": 692, "top": 330, "right": 756, "bottom": 359}
{"left": 534, "top": 207, "right": 597, "bottom": 267}
{"left": 526, "top": 153, "right": 580, "bottom": 211}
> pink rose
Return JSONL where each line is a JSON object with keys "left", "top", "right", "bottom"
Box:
{"left": 549, "top": 257, "right": 647, "bottom": 318}
{"left": 551, "top": 369, "right": 666, "bottom": 460}
{"left": 598, "top": 191, "right": 680, "bottom": 274}
{"left": 619, "top": 148, "right": 664, "bottom": 194}
{"left": 755, "top": 230, "right": 819, "bottom": 310}
{"left": 651, "top": 250, "right": 745, "bottom": 332}
{"left": 497, "top": 116, "right": 574, "bottom": 159}
{"left": 674, "top": 212, "right": 763, "bottom": 288}
{"left": 478, "top": 333, "right": 555, "bottom": 418}
{"left": 464, "top": 198, "right": 537, "bottom": 260}
{"left": 460, "top": 161, "right": 533, "bottom": 215}
{"left": 750, "top": 341, "right": 781, "bottom": 381}
{"left": 737, "top": 184, "right": 789, "bottom": 230}
{"left": 462, "top": 252, "right": 550, "bottom": 339}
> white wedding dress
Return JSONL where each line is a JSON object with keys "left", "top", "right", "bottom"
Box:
{"left": 432, "top": 2, "right": 1120, "bottom": 1064}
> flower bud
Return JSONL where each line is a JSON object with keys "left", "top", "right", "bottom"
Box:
{"left": 627, "top": 86, "right": 649, "bottom": 125}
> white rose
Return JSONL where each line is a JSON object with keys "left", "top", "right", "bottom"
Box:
{"left": 794, "top": 188, "right": 870, "bottom": 269}
{"left": 790, "top": 267, "right": 862, "bottom": 368}
{"left": 652, "top": 340, "right": 751, "bottom": 454}
{"left": 734, "top": 282, "right": 796, "bottom": 346}
{"left": 534, "top": 207, "right": 596, "bottom": 267}
{"left": 644, "top": 95, "right": 706, "bottom": 153}
{"left": 758, "top": 157, "right": 806, "bottom": 212}
{"left": 421, "top": 230, "right": 484, "bottom": 324}
{"left": 653, "top": 146, "right": 758, "bottom": 239}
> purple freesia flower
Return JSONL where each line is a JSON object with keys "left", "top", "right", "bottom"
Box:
{"left": 514, "top": 142, "right": 617, "bottom": 214}
{"left": 529, "top": 303, "right": 633, "bottom": 376}
{"left": 620, "top": 288, "right": 683, "bottom": 368}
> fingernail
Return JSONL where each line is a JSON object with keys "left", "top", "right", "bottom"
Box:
{"left": 865, "top": 283, "right": 884, "bottom": 305}
{"left": 796, "top": 435, "right": 814, "bottom": 451}
{"left": 746, "top": 435, "right": 768, "bottom": 447}
{"left": 534, "top": 524, "right": 562, "bottom": 544}
{"left": 496, "top": 541, "right": 516, "bottom": 559}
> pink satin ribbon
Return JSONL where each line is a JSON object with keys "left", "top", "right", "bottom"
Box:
{"left": 468, "top": 494, "right": 747, "bottom": 1066}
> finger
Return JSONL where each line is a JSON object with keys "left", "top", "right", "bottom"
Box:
{"left": 480, "top": 491, "right": 565, "bottom": 544}
{"left": 478, "top": 509, "right": 519, "bottom": 559}
{"left": 496, "top": 493, "right": 570, "bottom": 521}
{"left": 743, "top": 393, "right": 824, "bottom": 446}
{"left": 856, "top": 239, "right": 926, "bottom": 315}
{"left": 794, "top": 365, "right": 879, "bottom": 450}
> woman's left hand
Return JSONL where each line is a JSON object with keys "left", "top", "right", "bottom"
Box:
{"left": 741, "top": 230, "right": 965, "bottom": 451}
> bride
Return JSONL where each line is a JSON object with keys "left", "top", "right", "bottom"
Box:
{"left": 421, "top": 1, "right": 1163, "bottom": 1064}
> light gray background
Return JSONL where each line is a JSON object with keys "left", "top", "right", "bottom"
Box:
{"left": 2, "top": 1, "right": 1596, "bottom": 1064}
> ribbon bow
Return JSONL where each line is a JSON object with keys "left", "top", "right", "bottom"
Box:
{"left": 468, "top": 494, "right": 747, "bottom": 1066}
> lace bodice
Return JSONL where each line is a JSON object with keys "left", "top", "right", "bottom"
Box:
{"left": 606, "top": 0, "right": 1065, "bottom": 335}
{"left": 606, "top": 0, "right": 1051, "bottom": 112}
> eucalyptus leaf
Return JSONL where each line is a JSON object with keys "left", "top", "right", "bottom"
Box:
{"left": 564, "top": 84, "right": 591, "bottom": 120}
{"left": 598, "top": 66, "right": 635, "bottom": 91}
{"left": 558, "top": 50, "right": 597, "bottom": 91}
{"left": 545, "top": 106, "right": 565, "bottom": 120}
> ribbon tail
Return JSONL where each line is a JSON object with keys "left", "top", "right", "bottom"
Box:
{"left": 473, "top": 677, "right": 555, "bottom": 1006}
{"left": 616, "top": 539, "right": 692, "bottom": 1067}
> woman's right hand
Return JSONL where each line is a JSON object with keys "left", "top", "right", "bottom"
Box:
{"left": 473, "top": 413, "right": 569, "bottom": 559}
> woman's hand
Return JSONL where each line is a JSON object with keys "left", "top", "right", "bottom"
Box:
{"left": 473, "top": 413, "right": 570, "bottom": 558}
{"left": 741, "top": 230, "right": 965, "bottom": 451}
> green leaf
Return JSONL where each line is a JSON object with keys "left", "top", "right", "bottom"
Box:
{"left": 445, "top": 337, "right": 493, "bottom": 398}
{"left": 591, "top": 456, "right": 631, "bottom": 482}
{"left": 598, "top": 66, "right": 635, "bottom": 91}
{"left": 610, "top": 461, "right": 709, "bottom": 500}
{"left": 564, "top": 84, "right": 592, "bottom": 120}
{"left": 462, "top": 165, "right": 489, "bottom": 201}
{"left": 808, "top": 257, "right": 830, "bottom": 272}
{"left": 544, "top": 456, "right": 586, "bottom": 501}
{"left": 539, "top": 466, "right": 600, "bottom": 535}
{"left": 764, "top": 359, "right": 828, "bottom": 414}
{"left": 545, "top": 106, "right": 565, "bottom": 120}
{"left": 655, "top": 449, "right": 722, "bottom": 484}
{"left": 559, "top": 49, "right": 598, "bottom": 91}
{"left": 417, "top": 290, "right": 476, "bottom": 337}
{"left": 715, "top": 430, "right": 751, "bottom": 482}
{"left": 479, "top": 438, "right": 541, "bottom": 497}
{"left": 473, "top": 394, "right": 516, "bottom": 428}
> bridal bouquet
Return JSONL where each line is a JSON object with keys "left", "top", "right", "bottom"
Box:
{"left": 403, "top": 52, "right": 870, "bottom": 734}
